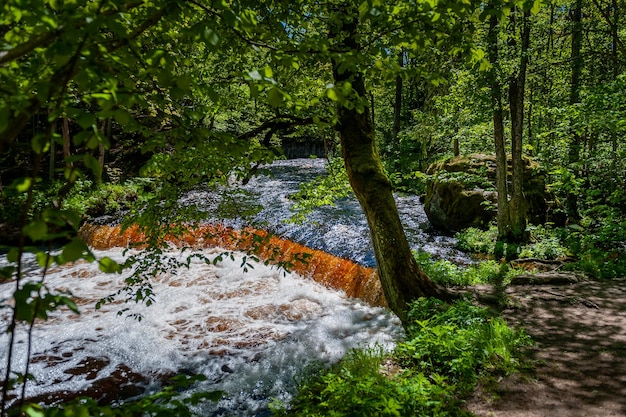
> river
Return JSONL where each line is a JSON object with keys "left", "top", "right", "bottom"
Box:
{"left": 0, "top": 158, "right": 465, "bottom": 416}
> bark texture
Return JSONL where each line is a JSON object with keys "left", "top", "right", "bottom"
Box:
{"left": 508, "top": 10, "right": 531, "bottom": 243}
{"left": 330, "top": 14, "right": 450, "bottom": 326}
{"left": 487, "top": 11, "right": 510, "bottom": 241}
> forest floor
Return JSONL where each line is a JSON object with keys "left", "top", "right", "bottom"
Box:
{"left": 466, "top": 276, "right": 626, "bottom": 417}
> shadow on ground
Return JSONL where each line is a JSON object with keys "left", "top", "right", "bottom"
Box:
{"left": 467, "top": 277, "right": 626, "bottom": 417}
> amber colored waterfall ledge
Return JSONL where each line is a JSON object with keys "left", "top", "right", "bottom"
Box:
{"left": 79, "top": 224, "right": 387, "bottom": 308}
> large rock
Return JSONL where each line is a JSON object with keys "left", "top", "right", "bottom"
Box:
{"left": 423, "top": 153, "right": 564, "bottom": 232}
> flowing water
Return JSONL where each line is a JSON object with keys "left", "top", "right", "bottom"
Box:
{"left": 0, "top": 249, "right": 402, "bottom": 415}
{"left": 180, "top": 158, "right": 470, "bottom": 266}
{"left": 0, "top": 158, "right": 466, "bottom": 415}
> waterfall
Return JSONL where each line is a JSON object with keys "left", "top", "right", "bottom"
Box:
{"left": 79, "top": 223, "right": 386, "bottom": 307}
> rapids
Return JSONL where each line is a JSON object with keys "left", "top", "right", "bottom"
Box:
{"left": 0, "top": 158, "right": 466, "bottom": 415}
{"left": 0, "top": 249, "right": 402, "bottom": 415}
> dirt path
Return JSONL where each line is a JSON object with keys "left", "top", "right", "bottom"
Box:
{"left": 467, "top": 277, "right": 626, "bottom": 417}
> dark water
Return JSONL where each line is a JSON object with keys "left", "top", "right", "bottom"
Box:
{"left": 181, "top": 158, "right": 470, "bottom": 266}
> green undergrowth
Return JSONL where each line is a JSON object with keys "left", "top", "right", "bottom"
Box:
{"left": 414, "top": 251, "right": 500, "bottom": 286}
{"left": 63, "top": 178, "right": 156, "bottom": 218}
{"left": 454, "top": 222, "right": 626, "bottom": 279}
{"left": 413, "top": 251, "right": 526, "bottom": 287}
{"left": 454, "top": 224, "right": 569, "bottom": 261}
{"left": 272, "top": 298, "right": 531, "bottom": 417}
{"left": 1, "top": 178, "right": 155, "bottom": 225}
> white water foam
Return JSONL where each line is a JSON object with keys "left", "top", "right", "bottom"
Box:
{"left": 0, "top": 248, "right": 403, "bottom": 415}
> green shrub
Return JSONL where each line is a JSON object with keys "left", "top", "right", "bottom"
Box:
{"left": 518, "top": 225, "right": 568, "bottom": 260}
{"left": 273, "top": 348, "right": 469, "bottom": 417}
{"left": 454, "top": 226, "right": 497, "bottom": 254}
{"left": 1, "top": 178, "right": 154, "bottom": 225}
{"left": 63, "top": 178, "right": 155, "bottom": 218}
{"left": 414, "top": 251, "right": 501, "bottom": 286}
{"left": 396, "top": 298, "right": 531, "bottom": 394}
{"left": 562, "top": 214, "right": 626, "bottom": 279}
{"left": 275, "top": 299, "right": 530, "bottom": 417}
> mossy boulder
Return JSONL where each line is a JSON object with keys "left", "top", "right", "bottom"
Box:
{"left": 423, "top": 153, "right": 564, "bottom": 232}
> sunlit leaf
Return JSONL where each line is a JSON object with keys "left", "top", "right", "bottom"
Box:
{"left": 267, "top": 87, "right": 285, "bottom": 107}
{"left": 83, "top": 154, "right": 102, "bottom": 179}
{"left": 15, "top": 177, "right": 32, "bottom": 193}
{"left": 99, "top": 257, "right": 122, "bottom": 273}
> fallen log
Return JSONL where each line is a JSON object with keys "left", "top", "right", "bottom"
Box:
{"left": 510, "top": 271, "right": 586, "bottom": 285}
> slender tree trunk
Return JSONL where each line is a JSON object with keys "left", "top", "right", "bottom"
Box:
{"left": 567, "top": 0, "right": 583, "bottom": 221}
{"left": 527, "top": 84, "right": 533, "bottom": 156}
{"left": 49, "top": 120, "right": 56, "bottom": 180}
{"left": 610, "top": 0, "right": 619, "bottom": 171}
{"left": 330, "top": 13, "right": 451, "bottom": 326}
{"left": 369, "top": 92, "right": 376, "bottom": 128}
{"left": 62, "top": 117, "right": 72, "bottom": 169}
{"left": 508, "top": 10, "right": 531, "bottom": 244}
{"left": 487, "top": 11, "right": 510, "bottom": 246}
{"left": 392, "top": 52, "right": 404, "bottom": 170}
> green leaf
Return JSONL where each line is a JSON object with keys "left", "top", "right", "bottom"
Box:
{"left": 23, "top": 220, "right": 48, "bottom": 241}
{"left": 7, "top": 247, "right": 19, "bottom": 263}
{"left": 99, "top": 257, "right": 122, "bottom": 273}
{"left": 64, "top": 166, "right": 81, "bottom": 182}
{"left": 76, "top": 112, "right": 96, "bottom": 129}
{"left": 58, "top": 295, "right": 80, "bottom": 315}
{"left": 36, "top": 251, "right": 53, "bottom": 268}
{"left": 203, "top": 28, "right": 220, "bottom": 46}
{"left": 358, "top": 1, "right": 370, "bottom": 17}
{"left": 31, "top": 134, "right": 49, "bottom": 154}
{"left": 0, "top": 266, "right": 15, "bottom": 281}
{"left": 326, "top": 87, "right": 340, "bottom": 102}
{"left": 531, "top": 0, "right": 542, "bottom": 14}
{"left": 267, "top": 87, "right": 285, "bottom": 107}
{"left": 248, "top": 70, "right": 263, "bottom": 81}
{"left": 22, "top": 403, "right": 45, "bottom": 417}
{"left": 60, "top": 238, "right": 90, "bottom": 263}
{"left": 83, "top": 154, "right": 102, "bottom": 179}
{"left": 114, "top": 109, "right": 131, "bottom": 126}
{"left": 15, "top": 177, "right": 32, "bottom": 193}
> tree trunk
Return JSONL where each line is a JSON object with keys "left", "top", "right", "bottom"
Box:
{"left": 330, "top": 13, "right": 451, "bottom": 326}
{"left": 508, "top": 10, "right": 531, "bottom": 244}
{"left": 391, "top": 51, "right": 404, "bottom": 170}
{"left": 49, "top": 120, "right": 56, "bottom": 180}
{"left": 567, "top": 0, "right": 583, "bottom": 221}
{"left": 62, "top": 117, "right": 72, "bottom": 169}
{"left": 486, "top": 11, "right": 510, "bottom": 245}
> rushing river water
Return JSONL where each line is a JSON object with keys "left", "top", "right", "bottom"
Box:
{"left": 0, "top": 158, "right": 465, "bottom": 415}
{"left": 181, "top": 158, "right": 468, "bottom": 266}
{"left": 0, "top": 249, "right": 402, "bottom": 415}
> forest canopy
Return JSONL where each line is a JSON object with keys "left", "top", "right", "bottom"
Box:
{"left": 1, "top": 0, "right": 625, "bottom": 415}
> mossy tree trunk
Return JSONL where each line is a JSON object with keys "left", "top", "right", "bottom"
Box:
{"left": 508, "top": 10, "right": 531, "bottom": 244}
{"left": 330, "top": 14, "right": 452, "bottom": 326}
{"left": 487, "top": 10, "right": 511, "bottom": 250}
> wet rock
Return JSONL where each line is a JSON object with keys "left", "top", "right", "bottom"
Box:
{"left": 424, "top": 153, "right": 565, "bottom": 232}
{"left": 22, "top": 363, "right": 150, "bottom": 407}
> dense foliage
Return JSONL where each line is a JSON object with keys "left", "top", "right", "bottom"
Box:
{"left": 1, "top": 0, "right": 624, "bottom": 414}
{"left": 273, "top": 298, "right": 530, "bottom": 416}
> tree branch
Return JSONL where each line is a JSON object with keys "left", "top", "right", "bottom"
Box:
{"left": 237, "top": 115, "right": 318, "bottom": 141}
